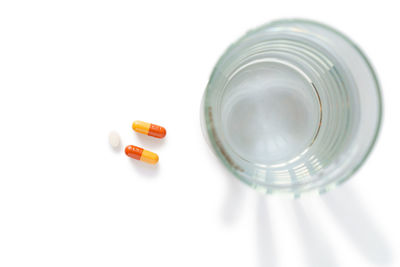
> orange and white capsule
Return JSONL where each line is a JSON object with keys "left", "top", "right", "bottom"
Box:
{"left": 132, "top": 120, "right": 166, "bottom": 138}
{"left": 125, "top": 145, "right": 159, "bottom": 164}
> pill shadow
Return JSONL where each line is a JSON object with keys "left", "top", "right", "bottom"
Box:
{"left": 256, "top": 196, "right": 277, "bottom": 267}
{"left": 129, "top": 159, "right": 160, "bottom": 178}
{"left": 322, "top": 186, "right": 393, "bottom": 265}
{"left": 135, "top": 133, "right": 167, "bottom": 150}
{"left": 291, "top": 201, "right": 337, "bottom": 267}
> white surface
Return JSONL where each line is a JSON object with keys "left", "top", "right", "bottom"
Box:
{"left": 0, "top": 1, "right": 399, "bottom": 266}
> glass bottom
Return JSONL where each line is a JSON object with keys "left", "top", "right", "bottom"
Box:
{"left": 221, "top": 60, "right": 320, "bottom": 166}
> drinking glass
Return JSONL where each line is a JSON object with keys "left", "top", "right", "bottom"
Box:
{"left": 201, "top": 19, "right": 382, "bottom": 196}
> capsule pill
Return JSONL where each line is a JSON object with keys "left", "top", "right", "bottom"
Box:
{"left": 125, "top": 145, "right": 159, "bottom": 164}
{"left": 132, "top": 120, "right": 166, "bottom": 138}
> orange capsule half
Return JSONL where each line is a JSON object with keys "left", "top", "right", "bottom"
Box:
{"left": 125, "top": 145, "right": 159, "bottom": 164}
{"left": 132, "top": 120, "right": 166, "bottom": 138}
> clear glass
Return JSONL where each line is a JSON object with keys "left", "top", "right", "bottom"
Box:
{"left": 201, "top": 19, "right": 382, "bottom": 196}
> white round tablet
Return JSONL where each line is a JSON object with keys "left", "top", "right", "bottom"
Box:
{"left": 108, "top": 131, "right": 121, "bottom": 149}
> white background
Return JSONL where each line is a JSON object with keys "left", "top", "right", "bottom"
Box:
{"left": 0, "top": 1, "right": 399, "bottom": 266}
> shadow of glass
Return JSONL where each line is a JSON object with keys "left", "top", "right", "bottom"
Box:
{"left": 291, "top": 201, "right": 337, "bottom": 267}
{"left": 218, "top": 163, "right": 276, "bottom": 265}
{"left": 256, "top": 196, "right": 277, "bottom": 267}
{"left": 221, "top": 174, "right": 246, "bottom": 224}
{"left": 322, "top": 186, "right": 393, "bottom": 265}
